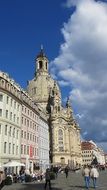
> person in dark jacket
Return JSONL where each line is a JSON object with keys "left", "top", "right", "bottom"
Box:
{"left": 44, "top": 168, "right": 51, "bottom": 190}
{"left": 65, "top": 166, "right": 69, "bottom": 178}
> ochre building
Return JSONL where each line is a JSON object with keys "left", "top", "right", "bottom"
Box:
{"left": 27, "top": 48, "right": 82, "bottom": 167}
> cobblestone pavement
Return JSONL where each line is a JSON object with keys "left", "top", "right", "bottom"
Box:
{"left": 2, "top": 170, "right": 107, "bottom": 190}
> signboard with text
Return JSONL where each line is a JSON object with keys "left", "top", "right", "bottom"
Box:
{"left": 30, "top": 145, "right": 33, "bottom": 158}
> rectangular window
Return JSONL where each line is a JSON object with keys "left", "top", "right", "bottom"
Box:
{"left": 30, "top": 121, "right": 32, "bottom": 128}
{"left": 5, "top": 125, "right": 7, "bottom": 135}
{"left": 4, "top": 142, "right": 7, "bottom": 153}
{"left": 6, "top": 110, "right": 8, "bottom": 118}
{"left": 24, "top": 118, "right": 26, "bottom": 125}
{"left": 16, "top": 130, "right": 19, "bottom": 139}
{"left": 13, "top": 128, "right": 15, "bottom": 137}
{"left": 16, "top": 146, "right": 18, "bottom": 155}
{"left": 30, "top": 111, "right": 32, "bottom": 117}
{"left": 59, "top": 147, "right": 64, "bottom": 152}
{"left": 21, "top": 130, "right": 23, "bottom": 138}
{"left": 9, "top": 126, "right": 12, "bottom": 136}
{"left": 14, "top": 101, "right": 16, "bottom": 109}
{"left": 13, "top": 114, "right": 16, "bottom": 122}
{"left": 17, "top": 117, "right": 19, "bottom": 124}
{"left": 0, "top": 94, "right": 3, "bottom": 102}
{"left": 27, "top": 133, "right": 29, "bottom": 140}
{"left": 0, "top": 109, "right": 2, "bottom": 117}
{"left": 21, "top": 144, "right": 23, "bottom": 154}
{"left": 22, "top": 117, "right": 23, "bottom": 124}
{"left": 9, "top": 143, "right": 11, "bottom": 154}
{"left": 10, "top": 112, "right": 12, "bottom": 120}
{"left": 0, "top": 124, "right": 1, "bottom": 134}
{"left": 12, "top": 144, "right": 15, "bottom": 154}
{"left": 17, "top": 104, "right": 19, "bottom": 111}
{"left": 27, "top": 120, "right": 29, "bottom": 127}
{"left": 24, "top": 145, "right": 26, "bottom": 154}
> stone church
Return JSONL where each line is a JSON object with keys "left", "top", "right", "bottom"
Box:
{"left": 27, "top": 47, "right": 82, "bottom": 167}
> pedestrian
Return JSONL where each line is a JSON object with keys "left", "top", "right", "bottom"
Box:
{"left": 20, "top": 171, "right": 25, "bottom": 183}
{"left": 90, "top": 165, "right": 99, "bottom": 189}
{"left": 53, "top": 166, "right": 58, "bottom": 178}
{"left": 44, "top": 168, "right": 51, "bottom": 190}
{"left": 82, "top": 165, "right": 90, "bottom": 189}
{"left": 64, "top": 165, "right": 69, "bottom": 178}
{"left": 0, "top": 169, "right": 6, "bottom": 190}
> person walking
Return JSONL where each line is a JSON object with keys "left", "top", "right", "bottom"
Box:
{"left": 44, "top": 168, "right": 51, "bottom": 190}
{"left": 82, "top": 165, "right": 90, "bottom": 189}
{"left": 90, "top": 165, "right": 99, "bottom": 189}
{"left": 64, "top": 166, "right": 69, "bottom": 178}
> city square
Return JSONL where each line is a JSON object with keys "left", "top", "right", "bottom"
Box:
{"left": 2, "top": 170, "right": 107, "bottom": 190}
{"left": 1, "top": 0, "right": 107, "bottom": 190}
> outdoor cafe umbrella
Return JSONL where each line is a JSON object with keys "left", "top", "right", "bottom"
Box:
{"left": 3, "top": 161, "right": 25, "bottom": 167}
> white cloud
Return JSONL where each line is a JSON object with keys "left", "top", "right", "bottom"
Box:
{"left": 58, "top": 80, "right": 69, "bottom": 87}
{"left": 76, "top": 113, "right": 84, "bottom": 119}
{"left": 50, "top": 0, "right": 107, "bottom": 151}
{"left": 66, "top": 0, "right": 80, "bottom": 7}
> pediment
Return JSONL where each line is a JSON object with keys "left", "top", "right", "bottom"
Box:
{"left": 55, "top": 117, "right": 68, "bottom": 125}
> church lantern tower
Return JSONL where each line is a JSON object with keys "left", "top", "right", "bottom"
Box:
{"left": 35, "top": 45, "right": 48, "bottom": 76}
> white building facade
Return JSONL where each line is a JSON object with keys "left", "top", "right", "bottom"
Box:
{"left": 0, "top": 72, "right": 21, "bottom": 165}
{"left": 38, "top": 108, "right": 49, "bottom": 172}
{"left": 0, "top": 71, "right": 49, "bottom": 173}
{"left": 81, "top": 140, "right": 105, "bottom": 166}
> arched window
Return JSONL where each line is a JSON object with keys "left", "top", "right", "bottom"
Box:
{"left": 58, "top": 129, "right": 64, "bottom": 152}
{"left": 39, "top": 61, "right": 42, "bottom": 69}
{"left": 58, "top": 129, "right": 63, "bottom": 140}
{"left": 46, "top": 62, "right": 47, "bottom": 70}
{"left": 58, "top": 106, "right": 60, "bottom": 111}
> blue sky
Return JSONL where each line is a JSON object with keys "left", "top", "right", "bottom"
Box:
{"left": 0, "top": 0, "right": 71, "bottom": 88}
{"left": 1, "top": 0, "right": 107, "bottom": 152}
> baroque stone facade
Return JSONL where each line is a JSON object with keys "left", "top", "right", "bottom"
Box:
{"left": 27, "top": 48, "right": 82, "bottom": 167}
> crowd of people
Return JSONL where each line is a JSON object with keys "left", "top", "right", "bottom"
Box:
{"left": 0, "top": 163, "right": 104, "bottom": 190}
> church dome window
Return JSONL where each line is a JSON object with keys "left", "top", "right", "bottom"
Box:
{"left": 39, "top": 61, "right": 43, "bottom": 69}
{"left": 46, "top": 62, "right": 47, "bottom": 70}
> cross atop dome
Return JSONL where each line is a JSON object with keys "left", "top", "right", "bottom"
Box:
{"left": 37, "top": 44, "right": 46, "bottom": 58}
